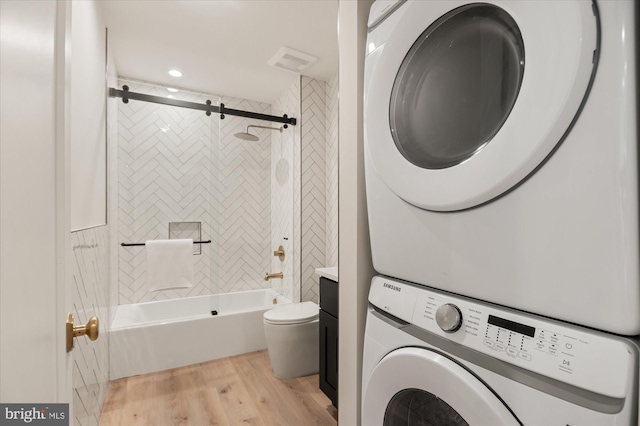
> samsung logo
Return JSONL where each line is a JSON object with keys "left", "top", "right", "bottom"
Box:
{"left": 383, "top": 283, "right": 401, "bottom": 292}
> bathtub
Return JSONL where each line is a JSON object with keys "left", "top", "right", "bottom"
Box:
{"left": 109, "top": 289, "right": 291, "bottom": 380}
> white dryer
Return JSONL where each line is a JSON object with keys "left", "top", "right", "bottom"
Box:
{"left": 362, "top": 276, "right": 639, "bottom": 425}
{"left": 364, "top": 0, "right": 640, "bottom": 334}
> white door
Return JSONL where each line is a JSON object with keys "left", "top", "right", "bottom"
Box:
{"left": 0, "top": 0, "right": 73, "bottom": 405}
{"left": 362, "top": 348, "right": 520, "bottom": 425}
{"left": 365, "top": 1, "right": 598, "bottom": 211}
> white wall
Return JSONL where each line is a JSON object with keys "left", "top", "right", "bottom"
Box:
{"left": 70, "top": 0, "right": 107, "bottom": 230}
{"left": 1, "top": 1, "right": 112, "bottom": 413}
{"left": 338, "top": 0, "right": 375, "bottom": 424}
{"left": 0, "top": 0, "right": 67, "bottom": 402}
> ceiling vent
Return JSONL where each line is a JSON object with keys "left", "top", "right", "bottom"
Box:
{"left": 267, "top": 47, "right": 318, "bottom": 74}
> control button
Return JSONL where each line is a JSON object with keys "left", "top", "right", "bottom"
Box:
{"left": 435, "top": 303, "right": 463, "bottom": 333}
{"left": 484, "top": 339, "right": 494, "bottom": 348}
{"left": 506, "top": 348, "right": 517, "bottom": 357}
{"left": 495, "top": 343, "right": 506, "bottom": 352}
{"left": 560, "top": 359, "right": 572, "bottom": 371}
{"left": 565, "top": 343, "right": 573, "bottom": 350}
{"left": 519, "top": 352, "right": 532, "bottom": 361}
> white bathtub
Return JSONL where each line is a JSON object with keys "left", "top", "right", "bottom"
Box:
{"left": 109, "top": 289, "right": 291, "bottom": 380}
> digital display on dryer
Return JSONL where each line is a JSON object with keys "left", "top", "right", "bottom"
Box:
{"left": 488, "top": 315, "right": 535, "bottom": 337}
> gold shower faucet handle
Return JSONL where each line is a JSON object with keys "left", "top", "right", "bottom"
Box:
{"left": 273, "top": 245, "right": 285, "bottom": 261}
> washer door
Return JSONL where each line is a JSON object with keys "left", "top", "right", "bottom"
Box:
{"left": 362, "top": 348, "right": 520, "bottom": 425}
{"left": 365, "top": 1, "right": 598, "bottom": 211}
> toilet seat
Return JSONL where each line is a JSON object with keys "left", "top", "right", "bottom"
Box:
{"left": 263, "top": 301, "right": 319, "bottom": 325}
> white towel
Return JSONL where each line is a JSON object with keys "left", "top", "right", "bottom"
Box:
{"left": 146, "top": 239, "right": 194, "bottom": 292}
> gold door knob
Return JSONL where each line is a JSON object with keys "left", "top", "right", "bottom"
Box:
{"left": 66, "top": 313, "right": 99, "bottom": 352}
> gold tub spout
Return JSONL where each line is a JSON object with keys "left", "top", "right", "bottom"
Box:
{"left": 264, "top": 272, "right": 283, "bottom": 281}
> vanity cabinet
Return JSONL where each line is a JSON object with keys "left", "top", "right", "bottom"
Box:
{"left": 319, "top": 276, "right": 338, "bottom": 407}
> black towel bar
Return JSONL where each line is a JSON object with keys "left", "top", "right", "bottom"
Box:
{"left": 121, "top": 240, "right": 212, "bottom": 247}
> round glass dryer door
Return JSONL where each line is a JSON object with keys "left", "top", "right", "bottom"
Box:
{"left": 362, "top": 348, "right": 520, "bottom": 425}
{"left": 365, "top": 1, "right": 598, "bottom": 211}
{"left": 390, "top": 4, "right": 524, "bottom": 171}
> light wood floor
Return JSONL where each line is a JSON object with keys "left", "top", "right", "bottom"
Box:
{"left": 99, "top": 350, "right": 338, "bottom": 426}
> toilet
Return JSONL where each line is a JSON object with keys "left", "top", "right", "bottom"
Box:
{"left": 263, "top": 301, "right": 319, "bottom": 379}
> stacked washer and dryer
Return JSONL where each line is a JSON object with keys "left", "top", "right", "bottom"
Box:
{"left": 362, "top": 0, "right": 639, "bottom": 425}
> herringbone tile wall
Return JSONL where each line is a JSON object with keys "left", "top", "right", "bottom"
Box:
{"left": 301, "top": 76, "right": 327, "bottom": 303}
{"left": 298, "top": 75, "right": 339, "bottom": 302}
{"left": 113, "top": 77, "right": 336, "bottom": 307}
{"left": 116, "top": 80, "right": 217, "bottom": 303}
{"left": 218, "top": 95, "right": 273, "bottom": 295}
{"left": 116, "top": 80, "right": 273, "bottom": 304}
{"left": 325, "top": 74, "right": 339, "bottom": 268}
{"left": 72, "top": 226, "right": 110, "bottom": 426}
{"left": 271, "top": 78, "right": 301, "bottom": 302}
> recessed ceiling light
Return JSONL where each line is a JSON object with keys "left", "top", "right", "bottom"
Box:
{"left": 167, "top": 95, "right": 174, "bottom": 99}
{"left": 168, "top": 69, "right": 182, "bottom": 77}
{"left": 167, "top": 88, "right": 179, "bottom": 93}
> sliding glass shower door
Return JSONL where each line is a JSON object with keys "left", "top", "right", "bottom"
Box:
{"left": 214, "top": 98, "right": 296, "bottom": 307}
{"left": 116, "top": 79, "right": 220, "bottom": 307}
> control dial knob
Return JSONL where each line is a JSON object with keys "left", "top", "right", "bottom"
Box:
{"left": 435, "top": 303, "right": 463, "bottom": 333}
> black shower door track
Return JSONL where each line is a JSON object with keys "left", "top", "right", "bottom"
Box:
{"left": 109, "top": 86, "right": 297, "bottom": 126}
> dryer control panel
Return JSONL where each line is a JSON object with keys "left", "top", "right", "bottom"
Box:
{"left": 369, "top": 276, "right": 632, "bottom": 399}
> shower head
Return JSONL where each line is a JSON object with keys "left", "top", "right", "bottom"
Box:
{"left": 234, "top": 125, "right": 283, "bottom": 142}
{"left": 234, "top": 131, "right": 260, "bottom": 142}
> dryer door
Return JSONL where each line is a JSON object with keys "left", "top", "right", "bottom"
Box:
{"left": 365, "top": 1, "right": 598, "bottom": 211}
{"left": 362, "top": 347, "right": 520, "bottom": 425}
